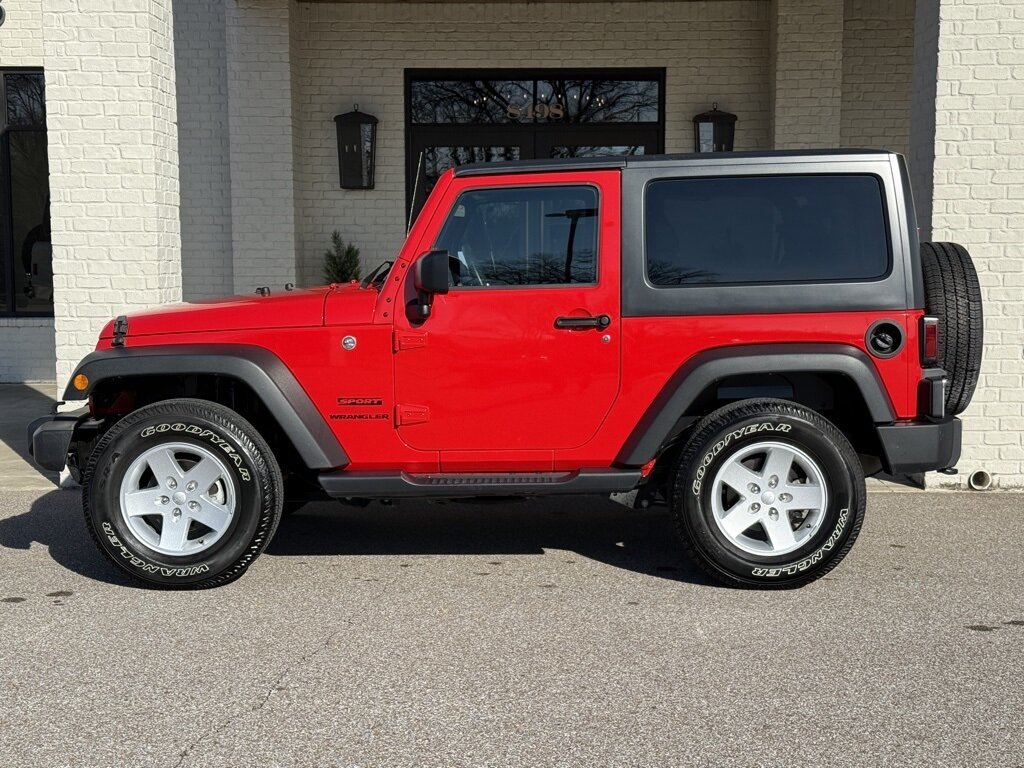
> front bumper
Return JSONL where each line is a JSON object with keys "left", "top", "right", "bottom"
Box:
{"left": 877, "top": 417, "right": 962, "bottom": 475}
{"left": 27, "top": 408, "right": 89, "bottom": 472}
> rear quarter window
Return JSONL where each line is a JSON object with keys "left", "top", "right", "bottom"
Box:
{"left": 644, "top": 175, "right": 890, "bottom": 286}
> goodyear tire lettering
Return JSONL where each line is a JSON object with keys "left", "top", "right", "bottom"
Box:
{"left": 141, "top": 423, "right": 251, "bottom": 481}
{"left": 692, "top": 422, "right": 792, "bottom": 496}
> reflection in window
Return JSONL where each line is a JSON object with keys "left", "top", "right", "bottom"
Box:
{"left": 410, "top": 76, "right": 660, "bottom": 125}
{"left": 645, "top": 176, "right": 890, "bottom": 286}
{"left": 410, "top": 80, "right": 532, "bottom": 124}
{"left": 419, "top": 145, "right": 520, "bottom": 202}
{"left": 550, "top": 145, "right": 645, "bottom": 159}
{"left": 2, "top": 71, "right": 52, "bottom": 315}
{"left": 537, "top": 80, "right": 659, "bottom": 123}
{"left": 435, "top": 186, "right": 598, "bottom": 287}
{"left": 5, "top": 73, "right": 46, "bottom": 128}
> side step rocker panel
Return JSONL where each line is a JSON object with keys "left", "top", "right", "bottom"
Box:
{"left": 318, "top": 469, "right": 642, "bottom": 499}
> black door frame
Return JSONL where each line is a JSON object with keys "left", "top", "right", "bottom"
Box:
{"left": 404, "top": 68, "right": 666, "bottom": 222}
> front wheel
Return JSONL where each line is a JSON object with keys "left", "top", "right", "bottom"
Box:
{"left": 82, "top": 399, "right": 284, "bottom": 588}
{"left": 671, "top": 399, "right": 865, "bottom": 589}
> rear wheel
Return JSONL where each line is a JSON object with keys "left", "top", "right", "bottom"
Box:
{"left": 82, "top": 399, "right": 283, "bottom": 588}
{"left": 671, "top": 399, "right": 865, "bottom": 588}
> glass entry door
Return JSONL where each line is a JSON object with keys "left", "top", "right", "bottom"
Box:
{"left": 405, "top": 69, "right": 665, "bottom": 222}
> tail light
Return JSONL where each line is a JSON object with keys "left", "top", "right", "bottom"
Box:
{"left": 921, "top": 316, "right": 939, "bottom": 365}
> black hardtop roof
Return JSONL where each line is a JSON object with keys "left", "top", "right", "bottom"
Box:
{"left": 452, "top": 149, "right": 899, "bottom": 177}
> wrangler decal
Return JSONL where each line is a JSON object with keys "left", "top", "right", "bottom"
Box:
{"left": 101, "top": 522, "right": 210, "bottom": 578}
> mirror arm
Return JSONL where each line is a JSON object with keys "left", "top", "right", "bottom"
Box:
{"left": 417, "top": 289, "right": 433, "bottom": 318}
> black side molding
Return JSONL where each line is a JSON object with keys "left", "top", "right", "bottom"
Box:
{"left": 65, "top": 345, "right": 348, "bottom": 470}
{"left": 617, "top": 343, "right": 897, "bottom": 466}
{"left": 319, "top": 469, "right": 642, "bottom": 499}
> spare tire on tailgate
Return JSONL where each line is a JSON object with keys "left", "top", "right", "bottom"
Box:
{"left": 920, "top": 242, "right": 983, "bottom": 415}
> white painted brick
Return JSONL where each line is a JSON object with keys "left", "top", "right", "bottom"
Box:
{"left": 916, "top": 0, "right": 1024, "bottom": 489}
{"left": 0, "top": 0, "right": 45, "bottom": 65}
{"left": 290, "top": 0, "right": 772, "bottom": 286}
{"left": 770, "top": 0, "right": 843, "bottom": 149}
{"left": 841, "top": 0, "right": 915, "bottom": 154}
{"left": 42, "top": 0, "right": 181, "bottom": 391}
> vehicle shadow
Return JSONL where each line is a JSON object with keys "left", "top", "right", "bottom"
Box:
{"left": 0, "top": 491, "right": 718, "bottom": 588}
{"left": 0, "top": 489, "right": 137, "bottom": 587}
{"left": 268, "top": 496, "right": 719, "bottom": 587}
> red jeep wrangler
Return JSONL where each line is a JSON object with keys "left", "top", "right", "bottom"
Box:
{"left": 30, "top": 151, "right": 982, "bottom": 589}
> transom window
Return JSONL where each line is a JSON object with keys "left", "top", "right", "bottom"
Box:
{"left": 434, "top": 185, "right": 599, "bottom": 287}
{"left": 0, "top": 70, "right": 51, "bottom": 316}
{"left": 406, "top": 69, "right": 664, "bottom": 221}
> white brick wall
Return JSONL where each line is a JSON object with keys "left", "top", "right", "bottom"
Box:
{"left": 224, "top": 0, "right": 298, "bottom": 294}
{"left": 289, "top": 0, "right": 772, "bottom": 285}
{"left": 916, "top": 0, "right": 1024, "bottom": 489}
{"left": 173, "top": 0, "right": 233, "bottom": 301}
{"left": 42, "top": 0, "right": 182, "bottom": 390}
{"left": 770, "top": 0, "right": 843, "bottom": 149}
{"left": 0, "top": 0, "right": 43, "bottom": 66}
{"left": 841, "top": 0, "right": 915, "bottom": 155}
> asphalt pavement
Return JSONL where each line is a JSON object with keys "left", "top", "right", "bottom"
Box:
{"left": 0, "top": 489, "right": 1022, "bottom": 767}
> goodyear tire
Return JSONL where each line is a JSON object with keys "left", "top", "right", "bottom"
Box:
{"left": 920, "top": 242, "right": 983, "bottom": 416}
{"left": 671, "top": 399, "right": 865, "bottom": 589}
{"left": 82, "top": 399, "right": 283, "bottom": 588}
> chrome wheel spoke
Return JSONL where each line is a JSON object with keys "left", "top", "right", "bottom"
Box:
{"left": 158, "top": 514, "right": 191, "bottom": 552}
{"left": 184, "top": 456, "right": 224, "bottom": 495}
{"left": 123, "top": 487, "right": 166, "bottom": 517}
{"left": 718, "top": 461, "right": 761, "bottom": 494}
{"left": 762, "top": 445, "right": 796, "bottom": 485}
{"left": 762, "top": 512, "right": 798, "bottom": 551}
{"left": 190, "top": 500, "right": 232, "bottom": 533}
{"left": 720, "top": 507, "right": 755, "bottom": 539}
{"left": 146, "top": 447, "right": 184, "bottom": 484}
{"left": 785, "top": 483, "right": 824, "bottom": 511}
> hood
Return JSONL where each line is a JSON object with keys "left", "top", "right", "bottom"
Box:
{"left": 97, "top": 287, "right": 350, "bottom": 339}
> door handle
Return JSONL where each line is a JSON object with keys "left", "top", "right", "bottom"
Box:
{"left": 554, "top": 314, "right": 611, "bottom": 330}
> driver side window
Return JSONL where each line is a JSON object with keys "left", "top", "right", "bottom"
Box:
{"left": 434, "top": 185, "right": 599, "bottom": 287}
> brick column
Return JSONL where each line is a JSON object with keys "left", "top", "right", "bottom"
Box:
{"left": 910, "top": 0, "right": 1024, "bottom": 489}
{"left": 42, "top": 0, "right": 181, "bottom": 389}
{"left": 770, "top": 0, "right": 844, "bottom": 148}
{"left": 225, "top": 0, "right": 298, "bottom": 294}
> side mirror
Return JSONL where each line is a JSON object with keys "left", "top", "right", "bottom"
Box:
{"left": 413, "top": 249, "right": 450, "bottom": 318}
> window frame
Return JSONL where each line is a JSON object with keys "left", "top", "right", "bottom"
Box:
{"left": 0, "top": 67, "right": 53, "bottom": 319}
{"left": 432, "top": 182, "right": 602, "bottom": 290}
{"left": 643, "top": 172, "right": 895, "bottom": 290}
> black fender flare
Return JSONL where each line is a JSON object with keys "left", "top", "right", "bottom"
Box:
{"left": 616, "top": 343, "right": 896, "bottom": 466}
{"left": 64, "top": 345, "right": 349, "bottom": 470}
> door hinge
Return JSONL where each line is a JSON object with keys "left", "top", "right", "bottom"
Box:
{"left": 393, "top": 330, "right": 427, "bottom": 353}
{"left": 396, "top": 404, "right": 429, "bottom": 426}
